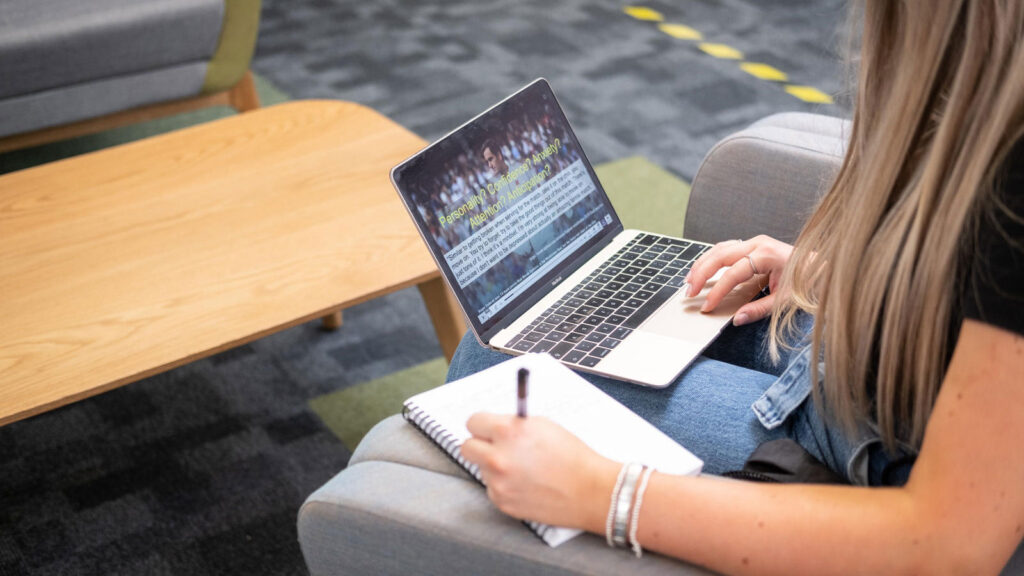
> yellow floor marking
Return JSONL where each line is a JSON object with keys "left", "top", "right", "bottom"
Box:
{"left": 698, "top": 43, "right": 743, "bottom": 60}
{"left": 623, "top": 6, "right": 664, "bottom": 21}
{"left": 785, "top": 85, "right": 835, "bottom": 104}
{"left": 658, "top": 23, "right": 702, "bottom": 40}
{"left": 740, "top": 62, "right": 789, "bottom": 82}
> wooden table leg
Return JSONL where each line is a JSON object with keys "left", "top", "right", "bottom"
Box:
{"left": 321, "top": 310, "right": 343, "bottom": 330}
{"left": 417, "top": 276, "right": 467, "bottom": 363}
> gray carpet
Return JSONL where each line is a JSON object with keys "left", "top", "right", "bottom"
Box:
{"left": 0, "top": 2, "right": 847, "bottom": 574}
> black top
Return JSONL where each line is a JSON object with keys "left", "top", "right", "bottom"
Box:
{"left": 957, "top": 142, "right": 1024, "bottom": 340}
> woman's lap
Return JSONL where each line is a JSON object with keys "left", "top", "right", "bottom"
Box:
{"left": 446, "top": 329, "right": 787, "bottom": 475}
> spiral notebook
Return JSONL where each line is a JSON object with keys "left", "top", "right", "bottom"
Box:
{"left": 402, "top": 353, "right": 703, "bottom": 547}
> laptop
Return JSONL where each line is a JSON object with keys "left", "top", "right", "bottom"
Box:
{"left": 391, "top": 79, "right": 759, "bottom": 387}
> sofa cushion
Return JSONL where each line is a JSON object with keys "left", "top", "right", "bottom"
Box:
{"left": 0, "top": 0, "right": 224, "bottom": 100}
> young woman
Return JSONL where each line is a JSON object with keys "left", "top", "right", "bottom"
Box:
{"left": 450, "top": 1, "right": 1024, "bottom": 573}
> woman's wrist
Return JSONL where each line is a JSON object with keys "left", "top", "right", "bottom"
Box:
{"left": 577, "top": 456, "right": 625, "bottom": 533}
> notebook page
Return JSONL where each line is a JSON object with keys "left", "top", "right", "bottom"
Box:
{"left": 405, "top": 353, "right": 703, "bottom": 546}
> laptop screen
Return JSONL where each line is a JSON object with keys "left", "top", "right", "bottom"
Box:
{"left": 392, "top": 79, "right": 621, "bottom": 335}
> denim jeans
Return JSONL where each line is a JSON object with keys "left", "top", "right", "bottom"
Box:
{"left": 447, "top": 317, "right": 911, "bottom": 484}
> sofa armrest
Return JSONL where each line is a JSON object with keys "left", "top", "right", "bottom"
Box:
{"left": 683, "top": 112, "right": 849, "bottom": 244}
{"left": 298, "top": 415, "right": 712, "bottom": 576}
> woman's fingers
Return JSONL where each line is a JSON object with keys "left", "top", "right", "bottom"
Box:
{"left": 733, "top": 293, "right": 776, "bottom": 326}
{"left": 466, "top": 412, "right": 508, "bottom": 441}
{"left": 685, "top": 239, "right": 750, "bottom": 296}
{"left": 699, "top": 254, "right": 763, "bottom": 312}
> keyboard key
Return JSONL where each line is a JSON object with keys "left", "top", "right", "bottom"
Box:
{"left": 638, "top": 234, "right": 657, "bottom": 246}
{"left": 573, "top": 324, "right": 594, "bottom": 335}
{"left": 652, "top": 274, "right": 672, "bottom": 284}
{"left": 614, "top": 273, "right": 635, "bottom": 283}
{"left": 606, "top": 298, "right": 624, "bottom": 309}
{"left": 556, "top": 306, "right": 575, "bottom": 315}
{"left": 633, "top": 259, "right": 651, "bottom": 268}
{"left": 650, "top": 259, "right": 669, "bottom": 268}
{"left": 667, "top": 245, "right": 684, "bottom": 254}
{"left": 620, "top": 252, "right": 639, "bottom": 261}
{"left": 584, "top": 332, "right": 605, "bottom": 343}
{"left": 583, "top": 316, "right": 604, "bottom": 326}
{"left": 657, "top": 236, "right": 673, "bottom": 245}
{"left": 586, "top": 298, "right": 606, "bottom": 307}
{"left": 536, "top": 322, "right": 556, "bottom": 333}
{"left": 637, "top": 290, "right": 654, "bottom": 300}
{"left": 590, "top": 347, "right": 613, "bottom": 358}
{"left": 623, "top": 286, "right": 679, "bottom": 329}
{"left": 577, "top": 289, "right": 595, "bottom": 299}
{"left": 647, "top": 244, "right": 666, "bottom": 253}
{"left": 664, "top": 266, "right": 682, "bottom": 276}
{"left": 638, "top": 268, "right": 657, "bottom": 277}
{"left": 576, "top": 305, "right": 596, "bottom": 315}
{"left": 595, "top": 323, "right": 616, "bottom": 334}
{"left": 548, "top": 314, "right": 566, "bottom": 324}
{"left": 611, "top": 327, "right": 633, "bottom": 340}
{"left": 565, "top": 350, "right": 587, "bottom": 364}
{"left": 643, "top": 281, "right": 663, "bottom": 292}
{"left": 606, "top": 314, "right": 627, "bottom": 325}
{"left": 550, "top": 342, "right": 575, "bottom": 360}
{"left": 565, "top": 313, "right": 585, "bottom": 324}
{"left": 531, "top": 340, "right": 555, "bottom": 353}
{"left": 606, "top": 281, "right": 624, "bottom": 291}
{"left": 617, "top": 306, "right": 636, "bottom": 316}
{"left": 585, "top": 282, "right": 603, "bottom": 291}
{"left": 564, "top": 332, "right": 585, "bottom": 343}
{"left": 595, "top": 274, "right": 613, "bottom": 283}
{"left": 579, "top": 356, "right": 602, "bottom": 368}
{"left": 613, "top": 291, "right": 632, "bottom": 301}
{"left": 522, "top": 331, "right": 544, "bottom": 342}
{"left": 606, "top": 267, "right": 623, "bottom": 276}
{"left": 576, "top": 341, "right": 597, "bottom": 352}
{"left": 555, "top": 322, "right": 577, "bottom": 333}
{"left": 593, "top": 306, "right": 614, "bottom": 317}
{"left": 656, "top": 253, "right": 674, "bottom": 262}
{"left": 545, "top": 330, "right": 567, "bottom": 341}
{"left": 624, "top": 266, "right": 643, "bottom": 275}
{"left": 624, "top": 282, "right": 643, "bottom": 292}
{"left": 513, "top": 340, "right": 535, "bottom": 352}
{"left": 625, "top": 298, "right": 644, "bottom": 308}
{"left": 596, "top": 289, "right": 615, "bottom": 299}
{"left": 667, "top": 276, "right": 686, "bottom": 288}
{"left": 679, "top": 243, "right": 704, "bottom": 261}
{"left": 566, "top": 298, "right": 585, "bottom": 308}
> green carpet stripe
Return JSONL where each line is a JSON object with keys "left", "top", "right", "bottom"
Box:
{"left": 310, "top": 357, "right": 449, "bottom": 451}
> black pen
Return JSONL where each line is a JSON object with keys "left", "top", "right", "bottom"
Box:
{"left": 517, "top": 368, "right": 529, "bottom": 418}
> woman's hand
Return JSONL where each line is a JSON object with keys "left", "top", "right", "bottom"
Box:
{"left": 684, "top": 235, "right": 793, "bottom": 325}
{"left": 460, "top": 413, "right": 619, "bottom": 531}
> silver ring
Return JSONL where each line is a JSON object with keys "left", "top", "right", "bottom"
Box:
{"left": 746, "top": 254, "right": 760, "bottom": 275}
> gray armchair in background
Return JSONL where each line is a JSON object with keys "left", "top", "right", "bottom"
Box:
{"left": 0, "top": 0, "right": 261, "bottom": 153}
{"left": 297, "top": 112, "right": 849, "bottom": 576}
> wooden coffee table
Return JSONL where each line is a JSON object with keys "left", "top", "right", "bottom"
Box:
{"left": 0, "top": 101, "right": 466, "bottom": 427}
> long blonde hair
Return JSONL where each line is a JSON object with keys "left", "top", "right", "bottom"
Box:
{"left": 771, "top": 0, "right": 1024, "bottom": 451}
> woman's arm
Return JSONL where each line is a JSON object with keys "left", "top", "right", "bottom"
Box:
{"left": 461, "top": 319, "right": 1024, "bottom": 575}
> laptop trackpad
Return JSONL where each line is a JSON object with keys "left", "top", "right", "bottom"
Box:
{"left": 639, "top": 278, "right": 761, "bottom": 340}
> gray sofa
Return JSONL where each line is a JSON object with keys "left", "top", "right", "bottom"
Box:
{"left": 297, "top": 112, "right": 849, "bottom": 575}
{"left": 0, "top": 0, "right": 260, "bottom": 151}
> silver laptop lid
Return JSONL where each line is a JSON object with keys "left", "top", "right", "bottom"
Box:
{"left": 392, "top": 79, "right": 623, "bottom": 340}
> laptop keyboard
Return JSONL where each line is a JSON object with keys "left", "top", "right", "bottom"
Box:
{"left": 505, "top": 233, "right": 708, "bottom": 368}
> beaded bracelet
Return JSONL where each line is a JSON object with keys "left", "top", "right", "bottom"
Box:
{"left": 629, "top": 467, "right": 655, "bottom": 558}
{"left": 605, "top": 463, "right": 630, "bottom": 547}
